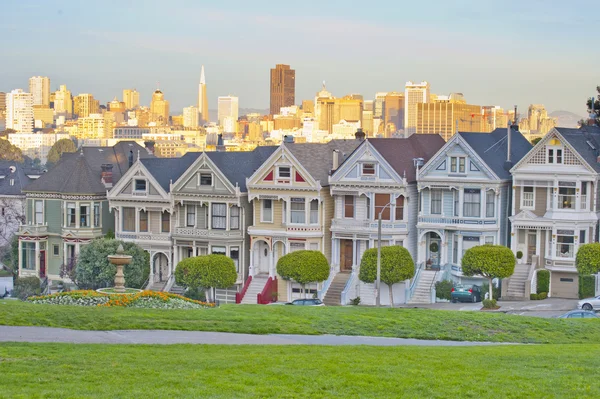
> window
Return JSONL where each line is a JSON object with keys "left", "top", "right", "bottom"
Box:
{"left": 290, "top": 198, "right": 306, "bottom": 224}
{"left": 453, "top": 190, "right": 459, "bottom": 216}
{"left": 556, "top": 230, "right": 574, "bottom": 258}
{"left": 66, "top": 244, "right": 76, "bottom": 263}
{"left": 459, "top": 158, "right": 466, "bottom": 173}
{"left": 67, "top": 203, "right": 76, "bottom": 227}
{"left": 580, "top": 229, "right": 586, "bottom": 244}
{"left": 277, "top": 166, "right": 291, "bottom": 178}
{"left": 362, "top": 163, "right": 375, "bottom": 175}
{"left": 123, "top": 207, "right": 135, "bottom": 232}
{"left": 21, "top": 242, "right": 36, "bottom": 270}
{"left": 134, "top": 179, "right": 146, "bottom": 191}
{"left": 186, "top": 205, "right": 196, "bottom": 227}
{"left": 290, "top": 242, "right": 305, "bottom": 252}
{"left": 522, "top": 186, "right": 534, "bottom": 208}
{"left": 375, "top": 193, "right": 391, "bottom": 221}
{"left": 450, "top": 157, "right": 466, "bottom": 173}
{"left": 309, "top": 242, "right": 319, "bottom": 250}
{"left": 395, "top": 196, "right": 404, "bottom": 221}
{"left": 485, "top": 236, "right": 494, "bottom": 245}
{"left": 211, "top": 246, "right": 226, "bottom": 255}
{"left": 344, "top": 195, "right": 354, "bottom": 218}
{"left": 366, "top": 197, "right": 371, "bottom": 220}
{"left": 310, "top": 200, "right": 319, "bottom": 224}
{"left": 430, "top": 190, "right": 442, "bottom": 214}
{"left": 230, "top": 206, "right": 240, "bottom": 230}
{"left": 34, "top": 200, "right": 43, "bottom": 224}
{"left": 93, "top": 203, "right": 100, "bottom": 227}
{"left": 548, "top": 149, "right": 554, "bottom": 164}
{"left": 139, "top": 210, "right": 148, "bottom": 232}
{"left": 463, "top": 189, "right": 481, "bottom": 217}
{"left": 161, "top": 211, "right": 170, "bottom": 233}
{"left": 80, "top": 204, "right": 90, "bottom": 227}
{"left": 557, "top": 149, "right": 563, "bottom": 164}
{"left": 230, "top": 247, "right": 240, "bottom": 272}
{"left": 200, "top": 173, "right": 212, "bottom": 186}
{"left": 212, "top": 203, "right": 227, "bottom": 229}
{"left": 548, "top": 148, "right": 563, "bottom": 164}
{"left": 486, "top": 190, "right": 495, "bottom": 217}
{"left": 581, "top": 183, "right": 588, "bottom": 210}
{"left": 452, "top": 236, "right": 458, "bottom": 264}
{"left": 262, "top": 199, "right": 273, "bottom": 222}
{"left": 558, "top": 183, "right": 575, "bottom": 209}
{"left": 52, "top": 244, "right": 59, "bottom": 256}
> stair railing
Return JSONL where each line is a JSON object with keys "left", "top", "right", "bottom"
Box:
{"left": 236, "top": 275, "right": 253, "bottom": 304}
{"left": 340, "top": 272, "right": 357, "bottom": 306}
{"left": 40, "top": 277, "right": 49, "bottom": 295}
{"left": 407, "top": 262, "right": 424, "bottom": 302}
{"left": 257, "top": 277, "right": 277, "bottom": 304}
{"left": 317, "top": 267, "right": 335, "bottom": 300}
{"left": 164, "top": 274, "right": 175, "bottom": 292}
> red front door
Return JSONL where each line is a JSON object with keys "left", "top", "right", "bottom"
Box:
{"left": 39, "top": 250, "right": 46, "bottom": 278}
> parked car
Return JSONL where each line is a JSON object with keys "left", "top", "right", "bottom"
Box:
{"left": 286, "top": 298, "right": 325, "bottom": 306}
{"left": 557, "top": 310, "right": 598, "bottom": 319}
{"left": 451, "top": 284, "right": 481, "bottom": 303}
{"left": 577, "top": 295, "right": 600, "bottom": 311}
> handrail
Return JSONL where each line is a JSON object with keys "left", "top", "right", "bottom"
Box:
{"left": 408, "top": 262, "right": 424, "bottom": 301}
{"left": 164, "top": 274, "right": 175, "bottom": 292}
{"left": 236, "top": 275, "right": 253, "bottom": 304}
{"left": 257, "top": 276, "right": 277, "bottom": 304}
{"left": 340, "top": 272, "right": 357, "bottom": 306}
{"left": 40, "top": 277, "right": 49, "bottom": 295}
{"left": 141, "top": 276, "right": 150, "bottom": 290}
{"left": 317, "top": 267, "right": 335, "bottom": 300}
{"left": 429, "top": 269, "right": 439, "bottom": 303}
{"left": 525, "top": 256, "right": 538, "bottom": 298}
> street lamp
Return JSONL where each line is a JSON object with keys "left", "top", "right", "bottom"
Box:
{"left": 376, "top": 198, "right": 396, "bottom": 307}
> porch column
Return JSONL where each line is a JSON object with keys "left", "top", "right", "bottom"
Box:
{"left": 352, "top": 238, "right": 357, "bottom": 268}
{"left": 268, "top": 246, "right": 274, "bottom": 278}
{"left": 535, "top": 229, "right": 541, "bottom": 265}
{"left": 440, "top": 234, "right": 447, "bottom": 265}
{"left": 149, "top": 252, "right": 155, "bottom": 281}
{"left": 17, "top": 239, "right": 22, "bottom": 273}
{"left": 456, "top": 233, "right": 463, "bottom": 265}
{"left": 34, "top": 240, "right": 40, "bottom": 275}
{"left": 249, "top": 239, "right": 255, "bottom": 277}
{"left": 510, "top": 225, "right": 516, "bottom": 253}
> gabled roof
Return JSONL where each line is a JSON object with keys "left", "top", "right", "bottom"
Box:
{"left": 140, "top": 152, "right": 201, "bottom": 193}
{"left": 206, "top": 146, "right": 277, "bottom": 191}
{"left": 459, "top": 128, "right": 532, "bottom": 180}
{"left": 0, "top": 161, "right": 42, "bottom": 197}
{"left": 556, "top": 126, "right": 600, "bottom": 173}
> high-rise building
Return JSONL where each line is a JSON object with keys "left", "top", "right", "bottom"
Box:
{"left": 302, "top": 100, "right": 314, "bottom": 115}
{"left": 33, "top": 106, "right": 53, "bottom": 128}
{"left": 519, "top": 104, "right": 556, "bottom": 135}
{"left": 53, "top": 85, "right": 73, "bottom": 118}
{"left": 183, "top": 105, "right": 199, "bottom": 128}
{"left": 404, "top": 81, "right": 430, "bottom": 135}
{"left": 0, "top": 92, "right": 6, "bottom": 111}
{"left": 74, "top": 94, "right": 100, "bottom": 118}
{"left": 384, "top": 92, "right": 405, "bottom": 134}
{"left": 218, "top": 96, "right": 239, "bottom": 127}
{"left": 108, "top": 97, "right": 126, "bottom": 113}
{"left": 28, "top": 76, "right": 51, "bottom": 107}
{"left": 198, "top": 66, "right": 209, "bottom": 123}
{"left": 150, "top": 90, "right": 170, "bottom": 126}
{"left": 270, "top": 64, "right": 295, "bottom": 115}
{"left": 415, "top": 95, "right": 486, "bottom": 140}
{"left": 373, "top": 92, "right": 387, "bottom": 120}
{"left": 76, "top": 113, "right": 106, "bottom": 139}
{"left": 6, "top": 89, "right": 34, "bottom": 133}
{"left": 317, "top": 95, "right": 363, "bottom": 133}
{"left": 122, "top": 89, "right": 140, "bottom": 109}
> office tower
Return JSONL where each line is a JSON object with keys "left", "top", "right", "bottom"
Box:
{"left": 373, "top": 92, "right": 387, "bottom": 120}
{"left": 77, "top": 114, "right": 106, "bottom": 139}
{"left": 317, "top": 95, "right": 362, "bottom": 133}
{"left": 218, "top": 96, "right": 239, "bottom": 127}
{"left": 404, "top": 81, "right": 430, "bottom": 135}
{"left": 122, "top": 89, "right": 140, "bottom": 109}
{"left": 364, "top": 100, "right": 374, "bottom": 112}
{"left": 107, "top": 97, "right": 126, "bottom": 113}
{"left": 183, "top": 105, "right": 199, "bottom": 128}
{"left": 362, "top": 110, "right": 374, "bottom": 137}
{"left": 270, "top": 64, "right": 295, "bottom": 115}
{"left": 150, "top": 89, "right": 170, "bottom": 126}
{"left": 198, "top": 66, "right": 209, "bottom": 123}
{"left": 74, "top": 94, "right": 100, "bottom": 118}
{"left": 53, "top": 85, "right": 73, "bottom": 118}
{"left": 33, "top": 106, "right": 53, "bottom": 128}
{"left": 520, "top": 104, "right": 556, "bottom": 135}
{"left": 384, "top": 92, "right": 405, "bottom": 134}
{"left": 6, "top": 89, "right": 34, "bottom": 133}
{"left": 415, "top": 94, "right": 485, "bottom": 141}
{"left": 302, "top": 100, "right": 314, "bottom": 114}
{"left": 29, "top": 76, "right": 51, "bottom": 107}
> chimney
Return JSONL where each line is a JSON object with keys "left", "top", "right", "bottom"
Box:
{"left": 128, "top": 150, "right": 134, "bottom": 167}
{"left": 504, "top": 123, "right": 513, "bottom": 170}
{"left": 332, "top": 150, "right": 340, "bottom": 171}
{"left": 144, "top": 140, "right": 155, "bottom": 154}
{"left": 216, "top": 133, "right": 226, "bottom": 152}
{"left": 283, "top": 135, "right": 294, "bottom": 144}
{"left": 101, "top": 164, "right": 113, "bottom": 188}
{"left": 355, "top": 128, "right": 366, "bottom": 141}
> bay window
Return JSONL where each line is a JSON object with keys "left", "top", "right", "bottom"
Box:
{"left": 430, "top": 190, "right": 442, "bottom": 214}
{"left": 122, "top": 207, "right": 135, "bottom": 232}
{"left": 212, "top": 203, "right": 227, "bottom": 229}
{"left": 310, "top": 200, "right": 319, "bottom": 224}
{"left": 463, "top": 189, "right": 480, "bottom": 217}
{"left": 93, "top": 203, "right": 100, "bottom": 227}
{"left": 21, "top": 242, "right": 36, "bottom": 270}
{"left": 290, "top": 242, "right": 305, "bottom": 252}
{"left": 262, "top": 199, "right": 273, "bottom": 222}
{"left": 186, "top": 205, "right": 196, "bottom": 227}
{"left": 80, "top": 204, "right": 90, "bottom": 227}
{"left": 230, "top": 206, "right": 240, "bottom": 230}
{"left": 522, "top": 186, "right": 534, "bottom": 209}
{"left": 558, "top": 182, "right": 575, "bottom": 209}
{"left": 581, "top": 183, "right": 588, "bottom": 209}
{"left": 67, "top": 203, "right": 76, "bottom": 227}
{"left": 556, "top": 230, "right": 574, "bottom": 258}
{"left": 290, "top": 198, "right": 306, "bottom": 224}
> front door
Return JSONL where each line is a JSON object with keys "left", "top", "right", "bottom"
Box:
{"left": 527, "top": 232, "right": 536, "bottom": 263}
{"left": 341, "top": 239, "right": 353, "bottom": 271}
{"left": 39, "top": 250, "right": 46, "bottom": 278}
{"left": 428, "top": 237, "right": 441, "bottom": 267}
{"left": 154, "top": 254, "right": 168, "bottom": 282}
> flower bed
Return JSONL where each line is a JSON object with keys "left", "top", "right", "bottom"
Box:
{"left": 28, "top": 290, "right": 214, "bottom": 309}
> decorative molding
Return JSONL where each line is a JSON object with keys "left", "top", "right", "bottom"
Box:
{"left": 26, "top": 192, "right": 105, "bottom": 200}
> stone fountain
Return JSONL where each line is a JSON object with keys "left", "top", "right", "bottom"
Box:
{"left": 107, "top": 244, "right": 132, "bottom": 294}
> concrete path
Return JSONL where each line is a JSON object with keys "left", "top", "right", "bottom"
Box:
{"left": 0, "top": 326, "right": 512, "bottom": 346}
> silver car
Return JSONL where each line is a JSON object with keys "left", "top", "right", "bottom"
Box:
{"left": 577, "top": 295, "right": 600, "bottom": 311}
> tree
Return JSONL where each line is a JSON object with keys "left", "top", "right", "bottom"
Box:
{"left": 576, "top": 243, "right": 600, "bottom": 275}
{"left": 586, "top": 86, "right": 600, "bottom": 125}
{"left": 276, "top": 250, "right": 330, "bottom": 298}
{"left": 0, "top": 128, "right": 17, "bottom": 138}
{"left": 461, "top": 245, "right": 515, "bottom": 302}
{"left": 175, "top": 254, "right": 237, "bottom": 302}
{"left": 531, "top": 137, "right": 542, "bottom": 145}
{"left": 47, "top": 138, "right": 77, "bottom": 165}
{"left": 359, "top": 246, "right": 415, "bottom": 306}
{"left": 0, "top": 139, "right": 23, "bottom": 162}
{"left": 75, "top": 239, "right": 150, "bottom": 289}
{"left": 0, "top": 236, "right": 19, "bottom": 277}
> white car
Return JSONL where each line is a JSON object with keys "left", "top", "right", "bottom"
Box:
{"left": 578, "top": 295, "right": 600, "bottom": 311}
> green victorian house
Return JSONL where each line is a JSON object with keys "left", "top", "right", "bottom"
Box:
{"left": 17, "top": 141, "right": 152, "bottom": 281}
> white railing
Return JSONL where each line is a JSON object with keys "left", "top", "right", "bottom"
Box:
{"left": 340, "top": 272, "right": 357, "bottom": 305}
{"left": 116, "top": 232, "right": 171, "bottom": 242}
{"left": 164, "top": 274, "right": 175, "bottom": 292}
{"left": 530, "top": 268, "right": 537, "bottom": 295}
{"left": 418, "top": 216, "right": 497, "bottom": 226}
{"left": 317, "top": 267, "right": 336, "bottom": 300}
{"left": 407, "top": 262, "right": 424, "bottom": 302}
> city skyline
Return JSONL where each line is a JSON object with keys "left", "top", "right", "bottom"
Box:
{"left": 0, "top": 1, "right": 596, "bottom": 116}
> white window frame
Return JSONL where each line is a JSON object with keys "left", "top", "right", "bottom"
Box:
{"left": 199, "top": 173, "right": 213, "bottom": 186}
{"left": 261, "top": 199, "right": 273, "bottom": 223}
{"left": 93, "top": 202, "right": 101, "bottom": 228}
{"left": 211, "top": 246, "right": 227, "bottom": 255}
{"left": 34, "top": 200, "right": 44, "bottom": 225}
{"left": 211, "top": 203, "right": 227, "bottom": 230}
{"left": 230, "top": 246, "right": 240, "bottom": 273}
{"left": 484, "top": 236, "right": 494, "bottom": 245}
{"left": 290, "top": 198, "right": 306, "bottom": 224}
{"left": 79, "top": 203, "right": 91, "bottom": 228}
{"left": 547, "top": 147, "right": 563, "bottom": 164}
{"left": 430, "top": 190, "right": 442, "bottom": 215}
{"left": 343, "top": 195, "right": 354, "bottom": 219}
{"left": 309, "top": 199, "right": 319, "bottom": 224}
{"left": 521, "top": 186, "right": 535, "bottom": 209}
{"left": 186, "top": 205, "right": 196, "bottom": 227}
{"left": 485, "top": 190, "right": 495, "bottom": 217}
{"left": 361, "top": 163, "right": 376, "bottom": 175}
{"left": 290, "top": 242, "right": 305, "bottom": 252}
{"left": 134, "top": 178, "right": 148, "bottom": 193}
{"left": 450, "top": 156, "right": 466, "bottom": 174}
{"left": 277, "top": 166, "right": 291, "bottom": 179}
{"left": 230, "top": 206, "right": 240, "bottom": 230}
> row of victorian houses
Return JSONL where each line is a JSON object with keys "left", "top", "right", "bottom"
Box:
{"left": 14, "top": 125, "right": 600, "bottom": 304}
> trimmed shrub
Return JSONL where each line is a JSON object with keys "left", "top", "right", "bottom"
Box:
{"left": 579, "top": 275, "right": 596, "bottom": 299}
{"left": 359, "top": 246, "right": 414, "bottom": 306}
{"left": 482, "top": 298, "right": 497, "bottom": 309}
{"left": 184, "top": 287, "right": 207, "bottom": 302}
{"left": 435, "top": 280, "right": 453, "bottom": 300}
{"left": 175, "top": 254, "right": 237, "bottom": 302}
{"left": 462, "top": 245, "right": 515, "bottom": 304}
{"left": 350, "top": 297, "right": 361, "bottom": 306}
{"left": 12, "top": 276, "right": 41, "bottom": 300}
{"left": 530, "top": 292, "right": 549, "bottom": 300}
{"left": 536, "top": 270, "right": 550, "bottom": 294}
{"left": 277, "top": 250, "right": 329, "bottom": 297}
{"left": 576, "top": 243, "right": 600, "bottom": 275}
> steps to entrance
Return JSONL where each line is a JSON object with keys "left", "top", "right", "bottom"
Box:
{"left": 504, "top": 264, "right": 530, "bottom": 300}
{"left": 169, "top": 283, "right": 186, "bottom": 296}
{"left": 148, "top": 281, "right": 168, "bottom": 292}
{"left": 407, "top": 270, "right": 437, "bottom": 304}
{"left": 240, "top": 276, "right": 269, "bottom": 304}
{"left": 323, "top": 272, "right": 351, "bottom": 306}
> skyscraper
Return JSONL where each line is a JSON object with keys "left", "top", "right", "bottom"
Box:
{"left": 74, "top": 94, "right": 100, "bottom": 118}
{"left": 183, "top": 105, "right": 199, "bottom": 128}
{"left": 53, "top": 85, "right": 73, "bottom": 118}
{"left": 218, "top": 96, "right": 239, "bottom": 127}
{"left": 123, "top": 89, "right": 140, "bottom": 109}
{"left": 384, "top": 92, "right": 405, "bottom": 134}
{"left": 415, "top": 95, "right": 485, "bottom": 141}
{"left": 29, "top": 76, "right": 50, "bottom": 107}
{"left": 404, "top": 81, "right": 430, "bottom": 135}
{"left": 270, "top": 64, "right": 295, "bottom": 115}
{"left": 6, "top": 89, "right": 34, "bottom": 133}
{"left": 150, "top": 89, "right": 170, "bottom": 126}
{"left": 198, "top": 66, "right": 209, "bottom": 123}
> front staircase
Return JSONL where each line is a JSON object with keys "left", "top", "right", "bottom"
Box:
{"left": 168, "top": 282, "right": 186, "bottom": 296}
{"left": 408, "top": 270, "right": 437, "bottom": 304}
{"left": 503, "top": 263, "right": 530, "bottom": 300}
{"left": 323, "top": 272, "right": 351, "bottom": 306}
{"left": 240, "top": 275, "right": 269, "bottom": 304}
{"left": 148, "top": 280, "right": 168, "bottom": 292}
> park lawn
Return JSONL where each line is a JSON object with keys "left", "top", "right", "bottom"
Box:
{"left": 0, "top": 343, "right": 598, "bottom": 398}
{"left": 2, "top": 300, "right": 600, "bottom": 344}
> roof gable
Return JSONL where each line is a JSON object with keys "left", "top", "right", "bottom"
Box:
{"left": 172, "top": 153, "right": 237, "bottom": 196}
{"left": 330, "top": 141, "right": 404, "bottom": 185}
{"left": 246, "top": 145, "right": 319, "bottom": 190}
{"left": 108, "top": 161, "right": 170, "bottom": 200}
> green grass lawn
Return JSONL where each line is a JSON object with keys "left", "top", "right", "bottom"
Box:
{"left": 0, "top": 343, "right": 598, "bottom": 398}
{"left": 2, "top": 300, "right": 599, "bottom": 343}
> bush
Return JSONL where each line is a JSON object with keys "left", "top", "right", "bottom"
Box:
{"left": 516, "top": 251, "right": 523, "bottom": 260}
{"left": 277, "top": 250, "right": 329, "bottom": 297}
{"left": 536, "top": 270, "right": 550, "bottom": 294}
{"left": 462, "top": 245, "right": 515, "bottom": 304}
{"left": 538, "top": 292, "right": 547, "bottom": 300}
{"left": 530, "top": 292, "right": 547, "bottom": 300}
{"left": 480, "top": 282, "right": 500, "bottom": 300}
{"left": 576, "top": 243, "right": 600, "bottom": 275}
{"left": 482, "top": 299, "right": 497, "bottom": 309}
{"left": 75, "top": 239, "right": 150, "bottom": 289}
{"left": 12, "top": 276, "right": 41, "bottom": 300}
{"left": 350, "top": 297, "right": 361, "bottom": 306}
{"left": 435, "top": 280, "right": 453, "bottom": 300}
{"left": 175, "top": 254, "right": 237, "bottom": 302}
{"left": 184, "top": 287, "right": 207, "bottom": 302}
{"left": 579, "top": 275, "right": 596, "bottom": 299}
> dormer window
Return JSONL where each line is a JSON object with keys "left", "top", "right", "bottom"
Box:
{"left": 277, "top": 166, "right": 291, "bottom": 179}
{"left": 450, "top": 157, "right": 466, "bottom": 173}
{"left": 548, "top": 148, "right": 563, "bottom": 164}
{"left": 200, "top": 173, "right": 212, "bottom": 186}
{"left": 134, "top": 179, "right": 147, "bottom": 192}
{"left": 362, "top": 163, "right": 375, "bottom": 175}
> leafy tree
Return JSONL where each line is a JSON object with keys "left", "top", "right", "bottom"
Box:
{"left": 175, "top": 254, "right": 237, "bottom": 302}
{"left": 586, "top": 86, "right": 600, "bottom": 125}
{"left": 277, "top": 250, "right": 329, "bottom": 298}
{"left": 0, "top": 128, "right": 17, "bottom": 138}
{"left": 461, "top": 245, "right": 515, "bottom": 303}
{"left": 12, "top": 276, "right": 41, "bottom": 300}
{"left": 576, "top": 243, "right": 600, "bottom": 275}
{"left": 0, "top": 139, "right": 23, "bottom": 162}
{"left": 75, "top": 239, "right": 150, "bottom": 289}
{"left": 47, "top": 138, "right": 77, "bottom": 165}
{"left": 531, "top": 137, "right": 542, "bottom": 145}
{"left": 0, "top": 236, "right": 19, "bottom": 277}
{"left": 359, "top": 246, "right": 415, "bottom": 306}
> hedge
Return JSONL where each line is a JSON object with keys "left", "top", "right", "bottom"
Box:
{"left": 175, "top": 255, "right": 237, "bottom": 291}
{"left": 576, "top": 243, "right": 600, "bottom": 275}
{"left": 12, "top": 276, "right": 41, "bottom": 300}
{"left": 530, "top": 292, "right": 548, "bottom": 300}
{"left": 579, "top": 275, "right": 596, "bottom": 299}
{"left": 536, "top": 270, "right": 550, "bottom": 294}
{"left": 276, "top": 250, "right": 330, "bottom": 285}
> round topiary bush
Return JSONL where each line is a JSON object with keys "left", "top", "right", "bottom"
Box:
{"left": 276, "top": 250, "right": 330, "bottom": 297}
{"left": 462, "top": 245, "right": 515, "bottom": 305}
{"left": 576, "top": 243, "right": 600, "bottom": 275}
{"left": 175, "top": 254, "right": 237, "bottom": 302}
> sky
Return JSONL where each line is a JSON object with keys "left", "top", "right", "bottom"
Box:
{"left": 0, "top": 0, "right": 597, "bottom": 116}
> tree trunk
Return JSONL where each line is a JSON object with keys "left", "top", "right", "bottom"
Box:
{"left": 388, "top": 283, "right": 394, "bottom": 307}
{"left": 488, "top": 278, "right": 494, "bottom": 303}
{"left": 303, "top": 284, "right": 306, "bottom": 299}
{"left": 213, "top": 286, "right": 217, "bottom": 304}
